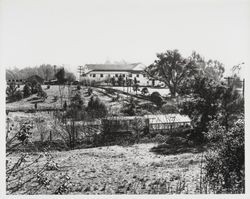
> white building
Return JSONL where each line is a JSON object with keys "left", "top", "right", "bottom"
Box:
{"left": 80, "top": 63, "right": 153, "bottom": 86}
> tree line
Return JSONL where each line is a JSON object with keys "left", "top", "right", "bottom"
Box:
{"left": 6, "top": 64, "right": 76, "bottom": 82}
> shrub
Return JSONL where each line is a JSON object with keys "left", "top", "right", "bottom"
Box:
{"left": 141, "top": 87, "right": 149, "bottom": 95}
{"left": 153, "top": 133, "right": 166, "bottom": 143}
{"left": 121, "top": 97, "right": 136, "bottom": 116}
{"left": 87, "top": 87, "right": 93, "bottom": 96}
{"left": 6, "top": 83, "right": 23, "bottom": 102}
{"left": 23, "top": 83, "right": 32, "bottom": 98}
{"left": 70, "top": 92, "right": 84, "bottom": 109}
{"left": 32, "top": 83, "right": 42, "bottom": 94}
{"left": 133, "top": 83, "right": 139, "bottom": 95}
{"left": 6, "top": 82, "right": 17, "bottom": 98}
{"left": 150, "top": 92, "right": 163, "bottom": 108}
{"left": 77, "top": 84, "right": 81, "bottom": 90}
{"left": 161, "top": 104, "right": 179, "bottom": 114}
{"left": 204, "top": 116, "right": 244, "bottom": 193}
{"left": 86, "top": 96, "right": 108, "bottom": 119}
{"left": 14, "top": 90, "right": 23, "bottom": 101}
{"left": 53, "top": 95, "right": 58, "bottom": 102}
{"left": 37, "top": 90, "right": 48, "bottom": 100}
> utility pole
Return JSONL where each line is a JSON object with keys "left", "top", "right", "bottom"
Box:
{"left": 231, "top": 62, "right": 245, "bottom": 97}
{"left": 224, "top": 76, "right": 234, "bottom": 87}
{"left": 224, "top": 76, "right": 245, "bottom": 97}
{"left": 243, "top": 78, "right": 245, "bottom": 97}
{"left": 53, "top": 65, "right": 57, "bottom": 79}
{"left": 78, "top": 66, "right": 83, "bottom": 82}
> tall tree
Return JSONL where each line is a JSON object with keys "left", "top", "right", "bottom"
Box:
{"left": 189, "top": 51, "right": 225, "bottom": 82}
{"left": 146, "top": 50, "right": 198, "bottom": 97}
{"left": 179, "top": 76, "right": 225, "bottom": 133}
{"left": 39, "top": 64, "right": 54, "bottom": 81}
{"left": 55, "top": 68, "right": 66, "bottom": 84}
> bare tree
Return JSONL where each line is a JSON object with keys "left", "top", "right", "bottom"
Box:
{"left": 6, "top": 119, "right": 52, "bottom": 194}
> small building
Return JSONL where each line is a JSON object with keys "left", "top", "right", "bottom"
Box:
{"left": 101, "top": 114, "right": 192, "bottom": 135}
{"left": 145, "top": 114, "right": 192, "bottom": 132}
{"left": 102, "top": 116, "right": 144, "bottom": 134}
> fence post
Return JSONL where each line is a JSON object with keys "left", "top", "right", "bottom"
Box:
{"left": 50, "top": 131, "right": 52, "bottom": 142}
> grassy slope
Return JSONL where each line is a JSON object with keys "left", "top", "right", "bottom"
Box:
{"left": 7, "top": 144, "right": 202, "bottom": 194}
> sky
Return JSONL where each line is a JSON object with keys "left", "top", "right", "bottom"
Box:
{"left": 0, "top": 0, "right": 250, "bottom": 77}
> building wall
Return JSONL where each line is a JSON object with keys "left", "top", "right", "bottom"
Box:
{"left": 81, "top": 71, "right": 151, "bottom": 86}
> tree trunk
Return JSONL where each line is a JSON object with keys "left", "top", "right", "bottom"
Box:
{"left": 169, "top": 86, "right": 176, "bottom": 98}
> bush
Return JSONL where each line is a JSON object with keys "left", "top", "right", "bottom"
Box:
{"left": 23, "top": 83, "right": 32, "bottom": 98}
{"left": 32, "top": 83, "right": 42, "bottom": 94}
{"left": 6, "top": 82, "right": 17, "bottom": 98}
{"left": 161, "top": 104, "right": 179, "bottom": 114}
{"left": 121, "top": 97, "right": 136, "bottom": 116}
{"left": 6, "top": 83, "right": 23, "bottom": 102}
{"left": 87, "top": 87, "right": 93, "bottom": 96}
{"left": 77, "top": 84, "right": 81, "bottom": 90}
{"left": 53, "top": 95, "right": 58, "bottom": 102}
{"left": 141, "top": 87, "right": 149, "bottom": 96}
{"left": 37, "top": 90, "right": 48, "bottom": 100}
{"left": 70, "top": 92, "right": 84, "bottom": 109}
{"left": 204, "top": 116, "right": 244, "bottom": 193}
{"left": 86, "top": 96, "right": 108, "bottom": 119}
{"left": 14, "top": 90, "right": 23, "bottom": 101}
{"left": 150, "top": 92, "right": 163, "bottom": 108}
{"left": 152, "top": 133, "right": 166, "bottom": 143}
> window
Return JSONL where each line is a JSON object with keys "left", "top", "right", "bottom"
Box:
{"left": 100, "top": 74, "right": 103, "bottom": 78}
{"left": 136, "top": 74, "right": 140, "bottom": 77}
{"left": 137, "top": 80, "right": 140, "bottom": 83}
{"left": 93, "top": 74, "right": 96, "bottom": 77}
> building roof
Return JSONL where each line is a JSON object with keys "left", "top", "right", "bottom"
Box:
{"left": 83, "top": 63, "right": 145, "bottom": 74}
{"left": 104, "top": 114, "right": 191, "bottom": 124}
{"left": 104, "top": 116, "right": 142, "bottom": 121}
{"left": 144, "top": 114, "right": 191, "bottom": 124}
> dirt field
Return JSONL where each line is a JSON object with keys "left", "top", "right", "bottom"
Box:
{"left": 7, "top": 143, "right": 203, "bottom": 194}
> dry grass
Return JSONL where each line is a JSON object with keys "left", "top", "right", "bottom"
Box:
{"left": 7, "top": 143, "right": 203, "bottom": 194}
{"left": 6, "top": 85, "right": 128, "bottom": 114}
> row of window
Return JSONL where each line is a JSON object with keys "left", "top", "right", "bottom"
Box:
{"left": 7, "top": 79, "right": 23, "bottom": 82}
{"left": 89, "top": 73, "right": 146, "bottom": 78}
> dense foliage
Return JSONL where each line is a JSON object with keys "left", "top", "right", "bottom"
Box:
{"left": 179, "top": 77, "right": 224, "bottom": 133}
{"left": 121, "top": 97, "right": 137, "bottom": 116}
{"left": 86, "top": 96, "right": 108, "bottom": 119}
{"left": 204, "top": 116, "right": 244, "bottom": 193}
{"left": 6, "top": 64, "right": 76, "bottom": 82}
{"left": 6, "top": 83, "right": 23, "bottom": 102}
{"left": 146, "top": 50, "right": 198, "bottom": 97}
{"left": 150, "top": 92, "right": 163, "bottom": 108}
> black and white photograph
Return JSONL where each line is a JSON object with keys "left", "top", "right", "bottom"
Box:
{"left": 1, "top": 0, "right": 249, "bottom": 196}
